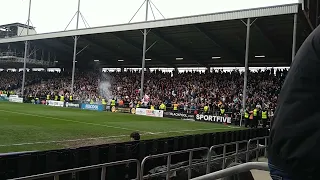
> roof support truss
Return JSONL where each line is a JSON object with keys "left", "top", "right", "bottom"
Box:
{"left": 112, "top": 32, "right": 175, "bottom": 67}
{"left": 151, "top": 29, "right": 204, "bottom": 66}
{"left": 80, "top": 36, "right": 133, "bottom": 65}
{"left": 252, "top": 21, "right": 277, "bottom": 54}
{"left": 193, "top": 25, "right": 244, "bottom": 65}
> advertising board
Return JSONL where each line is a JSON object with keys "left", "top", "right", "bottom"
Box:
{"left": 65, "top": 102, "right": 80, "bottom": 108}
{"left": 81, "top": 104, "right": 104, "bottom": 111}
{"left": 163, "top": 112, "right": 194, "bottom": 120}
{"left": 135, "top": 108, "right": 163, "bottom": 118}
{"left": 47, "top": 100, "right": 64, "bottom": 107}
{"left": 195, "top": 114, "right": 232, "bottom": 124}
{"left": 8, "top": 97, "right": 23, "bottom": 103}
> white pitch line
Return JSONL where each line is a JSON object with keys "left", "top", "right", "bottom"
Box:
{"left": 0, "top": 135, "right": 128, "bottom": 147}
{"left": 0, "top": 109, "right": 142, "bottom": 132}
{"left": 0, "top": 127, "right": 235, "bottom": 147}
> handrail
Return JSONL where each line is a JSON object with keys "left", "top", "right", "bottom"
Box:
{"left": 140, "top": 147, "right": 209, "bottom": 180}
{"left": 206, "top": 140, "right": 248, "bottom": 173}
{"left": 9, "top": 159, "right": 140, "bottom": 180}
{"left": 246, "top": 136, "right": 268, "bottom": 162}
{"left": 191, "top": 162, "right": 269, "bottom": 180}
{"left": 9, "top": 136, "right": 270, "bottom": 180}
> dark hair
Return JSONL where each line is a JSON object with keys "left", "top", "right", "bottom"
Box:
{"left": 130, "top": 132, "right": 140, "bottom": 141}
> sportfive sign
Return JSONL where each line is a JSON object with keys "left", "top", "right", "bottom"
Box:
{"left": 195, "top": 114, "right": 232, "bottom": 124}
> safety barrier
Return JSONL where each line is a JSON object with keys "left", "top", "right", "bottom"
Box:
{"left": 8, "top": 159, "right": 140, "bottom": 180}
{"left": 191, "top": 162, "right": 269, "bottom": 180}
{"left": 246, "top": 136, "right": 268, "bottom": 162}
{"left": 9, "top": 136, "right": 269, "bottom": 180}
{"left": 141, "top": 147, "right": 209, "bottom": 180}
{"left": 206, "top": 140, "right": 248, "bottom": 173}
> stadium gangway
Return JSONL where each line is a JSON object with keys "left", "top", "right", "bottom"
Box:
{"left": 8, "top": 159, "right": 140, "bottom": 180}
{"left": 191, "top": 162, "right": 269, "bottom": 180}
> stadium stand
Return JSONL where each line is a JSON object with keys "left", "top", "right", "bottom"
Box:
{"left": 0, "top": 68, "right": 286, "bottom": 120}
{"left": 1, "top": 0, "right": 319, "bottom": 179}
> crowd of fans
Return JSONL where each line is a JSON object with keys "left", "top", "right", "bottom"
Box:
{"left": 0, "top": 68, "right": 288, "bottom": 118}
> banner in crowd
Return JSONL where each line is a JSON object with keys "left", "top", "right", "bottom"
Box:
{"left": 47, "top": 100, "right": 64, "bottom": 107}
{"left": 81, "top": 104, "right": 104, "bottom": 111}
{"left": 163, "top": 112, "right": 194, "bottom": 120}
{"left": 195, "top": 114, "right": 232, "bottom": 124}
{"left": 8, "top": 96, "right": 23, "bottom": 103}
{"left": 135, "top": 108, "right": 163, "bottom": 118}
{"left": 65, "top": 102, "right": 80, "bottom": 108}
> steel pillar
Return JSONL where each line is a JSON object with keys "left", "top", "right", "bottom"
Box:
{"left": 292, "top": 13, "right": 298, "bottom": 62}
{"left": 140, "top": 0, "right": 149, "bottom": 100}
{"left": 21, "top": 0, "right": 32, "bottom": 97}
{"left": 240, "top": 18, "right": 251, "bottom": 127}
{"left": 71, "top": 0, "right": 81, "bottom": 94}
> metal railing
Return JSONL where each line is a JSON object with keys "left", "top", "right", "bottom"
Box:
{"left": 140, "top": 147, "right": 209, "bottom": 180}
{"left": 246, "top": 136, "right": 268, "bottom": 162}
{"left": 8, "top": 159, "right": 140, "bottom": 180}
{"left": 206, "top": 140, "right": 248, "bottom": 173}
{"left": 191, "top": 162, "right": 269, "bottom": 180}
{"left": 9, "top": 136, "right": 269, "bottom": 180}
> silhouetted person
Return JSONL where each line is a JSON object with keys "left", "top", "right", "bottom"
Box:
{"left": 268, "top": 24, "right": 320, "bottom": 179}
{"left": 130, "top": 132, "right": 140, "bottom": 141}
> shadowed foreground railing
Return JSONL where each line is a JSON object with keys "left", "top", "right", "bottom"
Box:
{"left": 191, "top": 162, "right": 269, "bottom": 180}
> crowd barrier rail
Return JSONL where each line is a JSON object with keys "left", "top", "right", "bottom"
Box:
{"left": 9, "top": 136, "right": 269, "bottom": 180}
{"left": 8, "top": 159, "right": 140, "bottom": 180}
{"left": 140, "top": 147, "right": 209, "bottom": 180}
{"left": 191, "top": 162, "right": 269, "bottom": 180}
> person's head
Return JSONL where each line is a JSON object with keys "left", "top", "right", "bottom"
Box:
{"left": 130, "top": 132, "right": 140, "bottom": 141}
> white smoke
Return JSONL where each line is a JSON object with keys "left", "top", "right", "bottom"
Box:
{"left": 98, "top": 73, "right": 113, "bottom": 100}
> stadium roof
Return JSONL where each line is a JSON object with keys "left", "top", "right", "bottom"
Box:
{"left": 0, "top": 23, "right": 35, "bottom": 30}
{"left": 0, "top": 3, "right": 312, "bottom": 69}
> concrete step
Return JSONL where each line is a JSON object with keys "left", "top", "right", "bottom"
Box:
{"left": 250, "top": 157, "right": 271, "bottom": 180}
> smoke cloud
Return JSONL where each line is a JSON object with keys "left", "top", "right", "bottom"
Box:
{"left": 98, "top": 73, "right": 113, "bottom": 100}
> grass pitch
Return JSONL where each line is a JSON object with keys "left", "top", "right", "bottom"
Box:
{"left": 0, "top": 102, "right": 242, "bottom": 153}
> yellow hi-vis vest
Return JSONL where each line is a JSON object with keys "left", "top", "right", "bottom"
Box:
{"left": 90, "top": 99, "right": 94, "bottom": 104}
{"left": 245, "top": 111, "right": 249, "bottom": 118}
{"left": 102, "top": 99, "right": 107, "bottom": 105}
{"left": 160, "top": 103, "right": 166, "bottom": 111}
{"left": 60, "top": 96, "right": 64, "bottom": 102}
{"left": 46, "top": 95, "right": 50, "bottom": 100}
{"left": 111, "top": 100, "right": 116, "bottom": 106}
{"left": 262, "top": 111, "right": 267, "bottom": 119}
{"left": 220, "top": 108, "right": 225, "bottom": 115}
{"left": 204, "top": 106, "right": 209, "bottom": 112}
{"left": 150, "top": 105, "right": 155, "bottom": 110}
{"left": 173, "top": 104, "right": 178, "bottom": 110}
{"left": 101, "top": 99, "right": 107, "bottom": 105}
{"left": 69, "top": 96, "right": 73, "bottom": 101}
{"left": 55, "top": 95, "right": 58, "bottom": 101}
{"left": 253, "top": 109, "right": 258, "bottom": 116}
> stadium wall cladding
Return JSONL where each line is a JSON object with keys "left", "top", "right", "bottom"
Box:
{"left": 0, "top": 128, "right": 269, "bottom": 180}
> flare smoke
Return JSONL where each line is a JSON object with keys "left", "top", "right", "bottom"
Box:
{"left": 98, "top": 73, "right": 113, "bottom": 100}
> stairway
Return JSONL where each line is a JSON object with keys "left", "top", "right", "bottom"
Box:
{"left": 250, "top": 157, "right": 271, "bottom": 180}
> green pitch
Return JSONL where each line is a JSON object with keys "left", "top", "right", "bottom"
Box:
{"left": 0, "top": 102, "right": 242, "bottom": 153}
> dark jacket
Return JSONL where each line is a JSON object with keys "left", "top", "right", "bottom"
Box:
{"left": 268, "top": 25, "right": 320, "bottom": 179}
